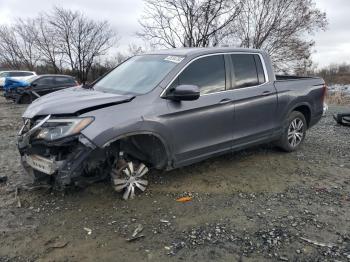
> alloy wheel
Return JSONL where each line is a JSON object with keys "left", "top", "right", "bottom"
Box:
{"left": 111, "top": 161, "right": 149, "bottom": 200}
{"left": 287, "top": 118, "right": 304, "bottom": 148}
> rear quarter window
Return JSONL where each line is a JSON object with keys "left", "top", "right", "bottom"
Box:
{"left": 254, "top": 55, "right": 266, "bottom": 84}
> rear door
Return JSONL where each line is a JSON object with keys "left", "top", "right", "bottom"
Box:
{"left": 165, "top": 54, "right": 235, "bottom": 166}
{"left": 229, "top": 54, "right": 278, "bottom": 146}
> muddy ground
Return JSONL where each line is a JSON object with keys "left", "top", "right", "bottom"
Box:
{"left": 0, "top": 96, "right": 349, "bottom": 262}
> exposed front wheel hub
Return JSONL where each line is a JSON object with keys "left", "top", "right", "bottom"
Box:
{"left": 111, "top": 161, "right": 149, "bottom": 200}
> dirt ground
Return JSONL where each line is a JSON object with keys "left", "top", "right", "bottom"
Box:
{"left": 0, "top": 96, "right": 349, "bottom": 262}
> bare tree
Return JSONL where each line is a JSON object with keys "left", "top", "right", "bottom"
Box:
{"left": 224, "top": 0, "right": 327, "bottom": 72}
{"left": 33, "top": 14, "right": 64, "bottom": 73}
{"left": 0, "top": 25, "right": 23, "bottom": 69}
{"left": 0, "top": 20, "right": 41, "bottom": 70}
{"left": 317, "top": 63, "right": 350, "bottom": 85}
{"left": 47, "top": 7, "right": 117, "bottom": 82}
{"left": 13, "top": 19, "right": 42, "bottom": 70}
{"left": 138, "top": 0, "right": 243, "bottom": 48}
{"left": 0, "top": 7, "right": 117, "bottom": 81}
{"left": 127, "top": 44, "right": 144, "bottom": 56}
{"left": 139, "top": 0, "right": 327, "bottom": 72}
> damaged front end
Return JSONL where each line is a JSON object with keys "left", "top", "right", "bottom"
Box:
{"left": 17, "top": 115, "right": 113, "bottom": 189}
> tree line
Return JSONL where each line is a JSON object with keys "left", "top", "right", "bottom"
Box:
{"left": 0, "top": 7, "right": 116, "bottom": 83}
{"left": 0, "top": 0, "right": 328, "bottom": 82}
{"left": 315, "top": 64, "right": 350, "bottom": 85}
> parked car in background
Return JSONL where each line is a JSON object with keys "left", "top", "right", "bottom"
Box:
{"left": 17, "top": 48, "right": 326, "bottom": 200}
{"left": 0, "top": 71, "right": 37, "bottom": 89}
{"left": 4, "top": 74, "right": 79, "bottom": 104}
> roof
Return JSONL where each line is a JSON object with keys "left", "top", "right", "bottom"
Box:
{"left": 37, "top": 74, "right": 74, "bottom": 78}
{"left": 145, "top": 47, "right": 263, "bottom": 57}
{"left": 0, "top": 70, "right": 36, "bottom": 73}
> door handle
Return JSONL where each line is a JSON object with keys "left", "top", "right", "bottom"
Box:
{"left": 219, "top": 98, "right": 232, "bottom": 104}
{"left": 262, "top": 90, "right": 272, "bottom": 96}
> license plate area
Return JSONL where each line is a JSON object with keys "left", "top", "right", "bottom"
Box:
{"left": 25, "top": 154, "right": 57, "bottom": 175}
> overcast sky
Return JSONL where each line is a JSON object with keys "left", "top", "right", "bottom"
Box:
{"left": 0, "top": 0, "right": 349, "bottom": 68}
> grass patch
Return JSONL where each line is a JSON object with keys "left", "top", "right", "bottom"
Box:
{"left": 326, "top": 92, "right": 350, "bottom": 105}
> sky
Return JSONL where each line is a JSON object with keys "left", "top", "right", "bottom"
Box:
{"left": 0, "top": 0, "right": 349, "bottom": 68}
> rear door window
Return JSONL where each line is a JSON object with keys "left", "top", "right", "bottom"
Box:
{"left": 230, "top": 54, "right": 263, "bottom": 89}
{"left": 34, "top": 77, "right": 55, "bottom": 87}
{"left": 55, "top": 76, "right": 75, "bottom": 86}
{"left": 177, "top": 55, "right": 226, "bottom": 95}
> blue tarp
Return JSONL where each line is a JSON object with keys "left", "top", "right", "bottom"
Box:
{"left": 3, "top": 77, "right": 30, "bottom": 91}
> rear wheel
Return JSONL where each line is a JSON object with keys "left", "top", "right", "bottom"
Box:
{"left": 19, "top": 94, "right": 32, "bottom": 104}
{"left": 277, "top": 111, "right": 307, "bottom": 152}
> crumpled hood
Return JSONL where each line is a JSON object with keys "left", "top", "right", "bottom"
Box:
{"left": 23, "top": 87, "right": 134, "bottom": 119}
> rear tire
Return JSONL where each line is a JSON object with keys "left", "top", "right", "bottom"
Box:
{"left": 19, "top": 94, "right": 32, "bottom": 104}
{"left": 276, "top": 111, "right": 307, "bottom": 152}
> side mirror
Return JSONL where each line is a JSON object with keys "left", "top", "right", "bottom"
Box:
{"left": 31, "top": 83, "right": 37, "bottom": 87}
{"left": 165, "top": 85, "right": 200, "bottom": 101}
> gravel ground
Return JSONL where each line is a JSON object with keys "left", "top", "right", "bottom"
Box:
{"left": 0, "top": 96, "right": 349, "bottom": 262}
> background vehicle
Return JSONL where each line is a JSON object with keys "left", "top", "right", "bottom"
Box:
{"left": 0, "top": 71, "right": 36, "bottom": 89}
{"left": 17, "top": 48, "right": 326, "bottom": 199}
{"left": 5, "top": 74, "right": 79, "bottom": 104}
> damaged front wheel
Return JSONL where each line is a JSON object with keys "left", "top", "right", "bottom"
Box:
{"left": 111, "top": 160, "right": 149, "bottom": 200}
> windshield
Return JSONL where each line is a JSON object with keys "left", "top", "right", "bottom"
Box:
{"left": 94, "top": 55, "right": 183, "bottom": 95}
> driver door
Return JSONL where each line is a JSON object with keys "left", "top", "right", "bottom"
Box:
{"left": 165, "top": 55, "right": 234, "bottom": 167}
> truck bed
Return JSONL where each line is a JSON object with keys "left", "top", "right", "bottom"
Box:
{"left": 275, "top": 75, "right": 322, "bottom": 81}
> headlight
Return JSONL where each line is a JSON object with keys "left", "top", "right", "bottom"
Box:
{"left": 35, "top": 117, "right": 94, "bottom": 141}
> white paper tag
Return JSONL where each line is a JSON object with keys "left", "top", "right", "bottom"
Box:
{"left": 164, "top": 56, "right": 184, "bottom": 63}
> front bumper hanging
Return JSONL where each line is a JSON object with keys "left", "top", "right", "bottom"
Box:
{"left": 17, "top": 117, "right": 98, "bottom": 188}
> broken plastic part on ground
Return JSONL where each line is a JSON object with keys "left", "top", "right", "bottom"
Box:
{"left": 333, "top": 112, "right": 350, "bottom": 126}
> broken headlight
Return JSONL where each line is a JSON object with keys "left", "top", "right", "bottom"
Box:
{"left": 35, "top": 117, "right": 94, "bottom": 141}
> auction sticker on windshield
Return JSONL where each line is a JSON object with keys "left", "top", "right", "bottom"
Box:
{"left": 164, "top": 56, "right": 184, "bottom": 63}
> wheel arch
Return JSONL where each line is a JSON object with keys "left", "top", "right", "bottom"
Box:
{"left": 102, "top": 131, "right": 172, "bottom": 170}
{"left": 290, "top": 103, "right": 312, "bottom": 128}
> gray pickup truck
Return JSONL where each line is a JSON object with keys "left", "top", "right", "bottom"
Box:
{"left": 17, "top": 48, "right": 326, "bottom": 199}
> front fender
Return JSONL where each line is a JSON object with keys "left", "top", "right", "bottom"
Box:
{"left": 81, "top": 117, "right": 174, "bottom": 165}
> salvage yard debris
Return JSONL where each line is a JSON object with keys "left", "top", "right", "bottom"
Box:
{"left": 45, "top": 238, "right": 69, "bottom": 250}
{"left": 14, "top": 187, "right": 21, "bottom": 208}
{"left": 176, "top": 196, "right": 193, "bottom": 203}
{"left": 333, "top": 112, "right": 350, "bottom": 126}
{"left": 0, "top": 175, "right": 7, "bottom": 184}
{"left": 300, "top": 237, "right": 336, "bottom": 248}
{"left": 127, "top": 224, "right": 144, "bottom": 242}
{"left": 84, "top": 227, "right": 92, "bottom": 235}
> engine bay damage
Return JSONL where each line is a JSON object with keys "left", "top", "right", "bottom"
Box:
{"left": 17, "top": 116, "right": 168, "bottom": 199}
